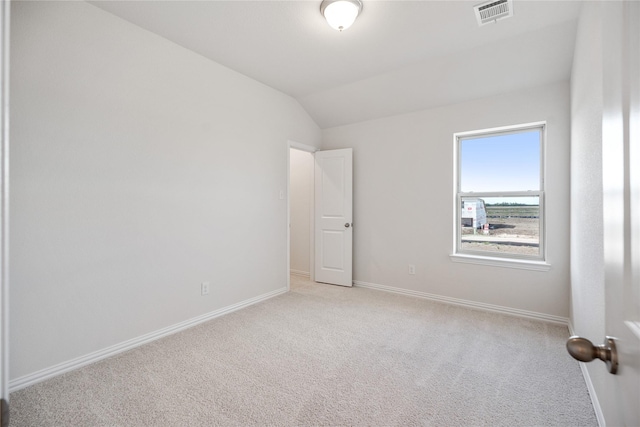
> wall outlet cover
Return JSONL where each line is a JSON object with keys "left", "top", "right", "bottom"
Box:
{"left": 201, "top": 282, "right": 210, "bottom": 295}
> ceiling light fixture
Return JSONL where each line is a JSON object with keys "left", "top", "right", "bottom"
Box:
{"left": 320, "top": 0, "right": 363, "bottom": 32}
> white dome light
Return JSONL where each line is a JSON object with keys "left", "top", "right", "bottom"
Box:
{"left": 320, "top": 0, "right": 363, "bottom": 32}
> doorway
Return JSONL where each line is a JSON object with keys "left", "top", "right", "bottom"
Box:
{"left": 287, "top": 142, "right": 316, "bottom": 290}
{"left": 287, "top": 143, "right": 354, "bottom": 289}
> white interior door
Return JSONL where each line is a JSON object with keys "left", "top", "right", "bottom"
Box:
{"left": 314, "top": 149, "right": 352, "bottom": 287}
{"left": 601, "top": 2, "right": 640, "bottom": 424}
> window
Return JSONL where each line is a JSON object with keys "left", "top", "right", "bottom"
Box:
{"left": 452, "top": 123, "right": 547, "bottom": 269}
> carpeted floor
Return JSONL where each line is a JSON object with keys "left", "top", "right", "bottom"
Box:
{"left": 9, "top": 275, "right": 597, "bottom": 426}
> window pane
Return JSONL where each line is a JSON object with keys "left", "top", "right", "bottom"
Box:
{"left": 460, "top": 196, "right": 540, "bottom": 257}
{"left": 460, "top": 130, "right": 540, "bottom": 192}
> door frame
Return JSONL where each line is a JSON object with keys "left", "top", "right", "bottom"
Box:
{"left": 286, "top": 140, "right": 317, "bottom": 291}
{"left": 1, "top": 0, "right": 10, "bottom": 419}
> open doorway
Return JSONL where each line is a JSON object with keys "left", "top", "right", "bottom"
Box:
{"left": 289, "top": 147, "right": 314, "bottom": 281}
{"left": 287, "top": 144, "right": 353, "bottom": 289}
{"left": 287, "top": 141, "right": 317, "bottom": 290}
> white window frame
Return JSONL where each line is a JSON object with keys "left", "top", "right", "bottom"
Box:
{"left": 450, "top": 122, "right": 550, "bottom": 271}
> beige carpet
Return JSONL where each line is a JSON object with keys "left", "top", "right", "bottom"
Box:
{"left": 10, "top": 275, "right": 597, "bottom": 426}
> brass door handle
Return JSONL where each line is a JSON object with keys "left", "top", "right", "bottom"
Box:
{"left": 566, "top": 336, "right": 618, "bottom": 374}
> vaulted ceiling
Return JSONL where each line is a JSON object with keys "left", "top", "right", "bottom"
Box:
{"left": 91, "top": 0, "right": 582, "bottom": 128}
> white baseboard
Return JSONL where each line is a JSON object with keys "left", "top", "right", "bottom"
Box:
{"left": 9, "top": 286, "right": 288, "bottom": 393}
{"left": 290, "top": 269, "right": 310, "bottom": 278}
{"left": 353, "top": 280, "right": 569, "bottom": 325}
{"left": 568, "top": 322, "right": 605, "bottom": 427}
{"left": 577, "top": 360, "right": 605, "bottom": 427}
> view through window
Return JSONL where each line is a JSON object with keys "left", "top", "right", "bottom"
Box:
{"left": 455, "top": 124, "right": 545, "bottom": 261}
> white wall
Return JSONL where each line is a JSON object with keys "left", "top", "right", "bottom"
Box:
{"left": 9, "top": 1, "right": 320, "bottom": 381}
{"left": 322, "top": 82, "right": 571, "bottom": 318}
{"left": 569, "top": 1, "right": 607, "bottom": 417}
{"left": 289, "top": 149, "right": 313, "bottom": 276}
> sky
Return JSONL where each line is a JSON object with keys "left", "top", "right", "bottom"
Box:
{"left": 460, "top": 129, "right": 541, "bottom": 205}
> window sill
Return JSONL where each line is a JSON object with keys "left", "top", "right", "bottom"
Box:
{"left": 449, "top": 253, "right": 551, "bottom": 271}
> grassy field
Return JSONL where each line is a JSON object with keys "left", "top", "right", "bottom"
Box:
{"left": 485, "top": 205, "right": 539, "bottom": 218}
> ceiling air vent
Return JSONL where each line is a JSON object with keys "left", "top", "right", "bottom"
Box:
{"left": 474, "top": 0, "right": 513, "bottom": 26}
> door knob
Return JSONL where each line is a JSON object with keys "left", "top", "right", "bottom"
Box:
{"left": 345, "top": 223, "right": 352, "bottom": 228}
{"left": 566, "top": 336, "right": 618, "bottom": 374}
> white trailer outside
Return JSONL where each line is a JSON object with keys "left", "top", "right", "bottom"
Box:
{"left": 461, "top": 198, "right": 487, "bottom": 229}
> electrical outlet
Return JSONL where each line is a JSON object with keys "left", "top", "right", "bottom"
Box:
{"left": 201, "top": 282, "right": 210, "bottom": 296}
{"left": 408, "top": 265, "right": 416, "bottom": 275}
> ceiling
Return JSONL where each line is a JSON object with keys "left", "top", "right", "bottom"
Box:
{"left": 90, "top": 0, "right": 583, "bottom": 128}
